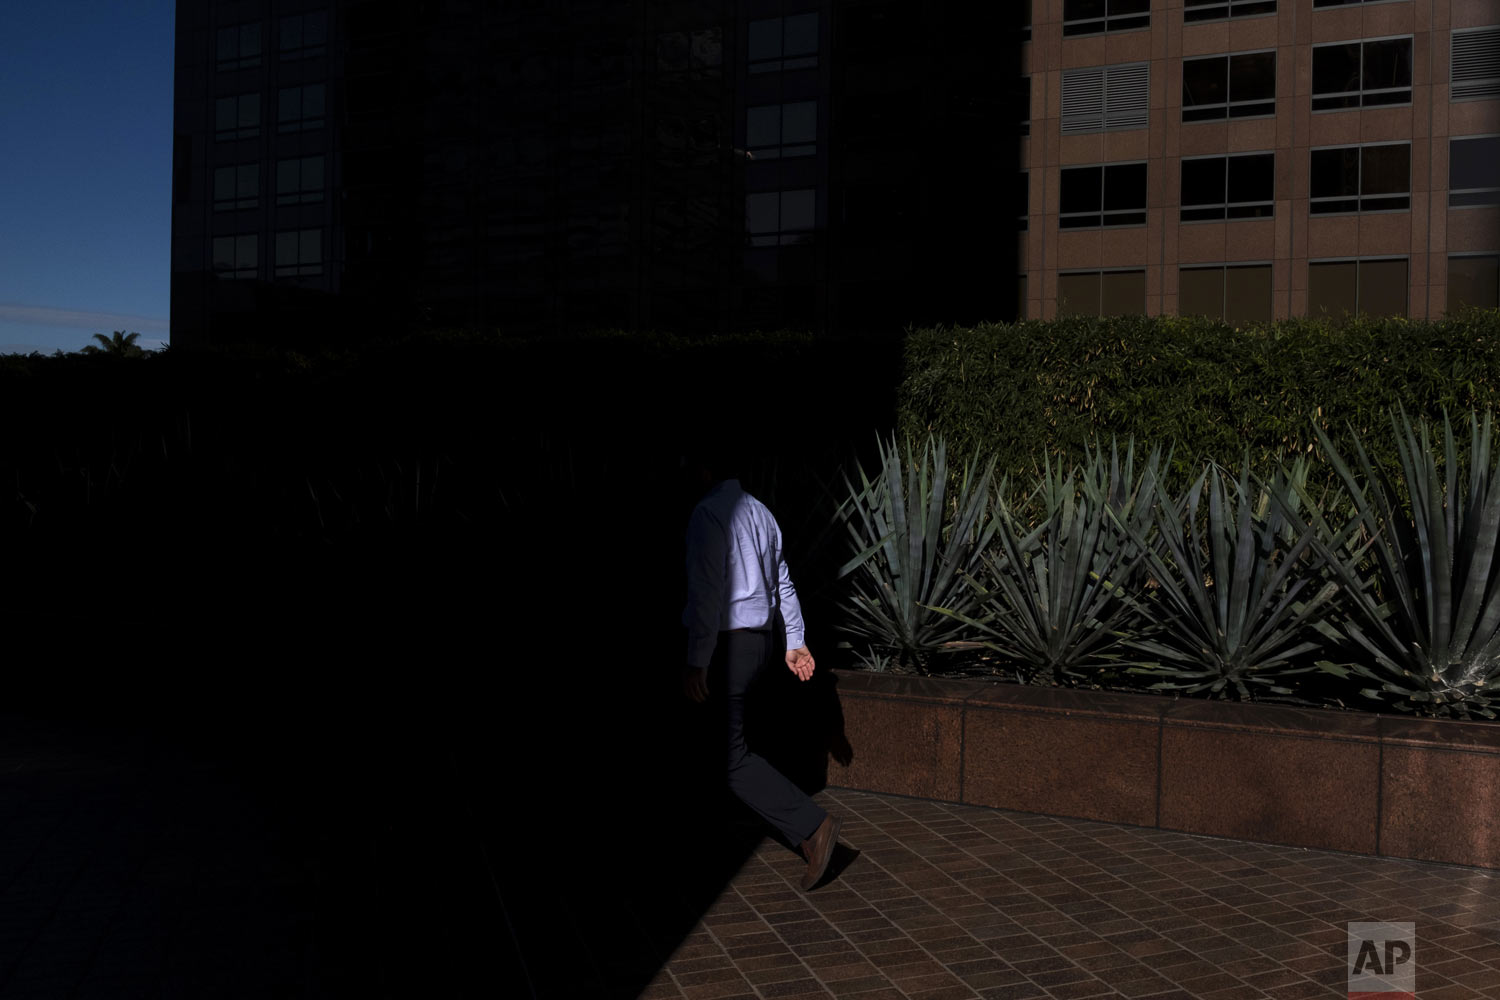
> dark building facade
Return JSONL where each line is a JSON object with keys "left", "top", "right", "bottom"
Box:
{"left": 172, "top": 1, "right": 1497, "bottom": 346}
{"left": 170, "top": 1, "right": 1019, "bottom": 346}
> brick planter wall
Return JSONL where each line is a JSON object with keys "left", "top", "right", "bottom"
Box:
{"left": 830, "top": 669, "right": 1500, "bottom": 870}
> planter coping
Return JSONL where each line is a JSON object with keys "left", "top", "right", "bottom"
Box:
{"left": 832, "top": 670, "right": 985, "bottom": 705}
{"left": 834, "top": 669, "right": 1500, "bottom": 749}
{"left": 1377, "top": 714, "right": 1500, "bottom": 753}
{"left": 1160, "top": 699, "right": 1380, "bottom": 742}
{"left": 964, "top": 683, "right": 1168, "bottom": 722}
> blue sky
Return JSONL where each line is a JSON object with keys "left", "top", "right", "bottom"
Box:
{"left": 0, "top": 2, "right": 173, "bottom": 354}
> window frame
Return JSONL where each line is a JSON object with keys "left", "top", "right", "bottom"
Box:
{"left": 1178, "top": 262, "right": 1274, "bottom": 325}
{"left": 278, "top": 11, "right": 328, "bottom": 61}
{"left": 1061, "top": 0, "right": 1151, "bottom": 38}
{"left": 1447, "top": 253, "right": 1500, "bottom": 313}
{"left": 745, "top": 101, "right": 817, "bottom": 161}
{"left": 275, "top": 228, "right": 324, "bottom": 278}
{"left": 1179, "top": 152, "right": 1276, "bottom": 223}
{"left": 1449, "top": 135, "right": 1500, "bottom": 209}
{"left": 1311, "top": 35, "right": 1413, "bottom": 112}
{"left": 1309, "top": 141, "right": 1411, "bottom": 215}
{"left": 1183, "top": 0, "right": 1277, "bottom": 23}
{"left": 216, "top": 22, "right": 261, "bottom": 71}
{"left": 1056, "top": 268, "right": 1148, "bottom": 317}
{"left": 277, "top": 84, "right": 327, "bottom": 133}
{"left": 1059, "top": 161, "right": 1149, "bottom": 230}
{"left": 747, "top": 13, "right": 818, "bottom": 74}
{"left": 214, "top": 93, "right": 261, "bottom": 141}
{"left": 745, "top": 189, "right": 817, "bottom": 246}
{"left": 276, "top": 155, "right": 326, "bottom": 206}
{"left": 213, "top": 163, "right": 259, "bottom": 211}
{"left": 1181, "top": 50, "right": 1277, "bottom": 123}
{"left": 212, "top": 233, "right": 258, "bottom": 280}
{"left": 1307, "top": 256, "right": 1409, "bottom": 318}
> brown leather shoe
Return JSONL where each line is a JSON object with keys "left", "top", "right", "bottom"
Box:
{"left": 798, "top": 814, "right": 842, "bottom": 891}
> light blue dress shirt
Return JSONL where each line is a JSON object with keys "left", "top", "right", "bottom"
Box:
{"left": 683, "top": 479, "right": 807, "bottom": 670}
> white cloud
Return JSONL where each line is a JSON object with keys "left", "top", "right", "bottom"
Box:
{"left": 0, "top": 303, "right": 169, "bottom": 334}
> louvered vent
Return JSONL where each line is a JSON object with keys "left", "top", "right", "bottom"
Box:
{"left": 1105, "top": 63, "right": 1149, "bottom": 130}
{"left": 1062, "top": 68, "right": 1105, "bottom": 132}
{"left": 1453, "top": 28, "right": 1500, "bottom": 101}
{"left": 1062, "top": 63, "right": 1148, "bottom": 133}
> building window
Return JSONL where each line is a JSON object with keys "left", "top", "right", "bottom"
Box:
{"left": 1449, "top": 256, "right": 1500, "bottom": 313}
{"left": 1310, "top": 143, "right": 1410, "bottom": 214}
{"left": 748, "top": 14, "right": 817, "bottom": 73}
{"left": 278, "top": 84, "right": 326, "bottom": 132}
{"left": 212, "top": 234, "right": 258, "bottom": 279}
{"left": 1308, "top": 258, "right": 1408, "bottom": 319}
{"left": 276, "top": 155, "right": 325, "bottom": 205}
{"left": 1015, "top": 77, "right": 1031, "bottom": 137}
{"left": 1181, "top": 153, "right": 1274, "bottom": 221}
{"left": 1312, "top": 37, "right": 1412, "bottom": 111}
{"left": 1452, "top": 28, "right": 1500, "bottom": 102}
{"left": 214, "top": 94, "right": 260, "bottom": 140}
{"left": 746, "top": 190, "right": 815, "bottom": 246}
{"left": 1184, "top": 0, "right": 1276, "bottom": 22}
{"left": 1062, "top": 0, "right": 1150, "bottom": 37}
{"left": 216, "top": 24, "right": 261, "bottom": 71}
{"left": 1019, "top": 0, "right": 1032, "bottom": 42}
{"left": 275, "top": 229, "right": 323, "bottom": 277}
{"left": 1059, "top": 163, "right": 1147, "bottom": 229}
{"left": 1451, "top": 137, "right": 1500, "bottom": 208}
{"left": 1057, "top": 270, "right": 1146, "bottom": 317}
{"left": 213, "top": 164, "right": 258, "bottom": 211}
{"left": 1179, "top": 265, "right": 1272, "bottom": 325}
{"left": 1018, "top": 172, "right": 1029, "bottom": 232}
{"left": 746, "top": 102, "right": 816, "bottom": 160}
{"left": 1062, "top": 63, "right": 1149, "bottom": 134}
{"left": 279, "top": 11, "right": 328, "bottom": 60}
{"left": 1182, "top": 52, "right": 1276, "bottom": 122}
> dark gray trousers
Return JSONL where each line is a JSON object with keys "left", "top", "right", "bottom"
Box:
{"left": 709, "top": 617, "right": 827, "bottom": 847}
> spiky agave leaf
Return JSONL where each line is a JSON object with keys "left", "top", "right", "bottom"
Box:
{"left": 923, "top": 451, "right": 1155, "bottom": 686}
{"left": 833, "top": 433, "right": 1000, "bottom": 670}
{"left": 1117, "top": 461, "right": 1338, "bottom": 699}
{"left": 1303, "top": 409, "right": 1500, "bottom": 718}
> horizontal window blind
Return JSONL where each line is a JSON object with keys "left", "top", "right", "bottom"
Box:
{"left": 1062, "top": 63, "right": 1148, "bottom": 133}
{"left": 1453, "top": 28, "right": 1500, "bottom": 100}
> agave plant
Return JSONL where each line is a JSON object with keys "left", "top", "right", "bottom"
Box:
{"left": 924, "top": 447, "right": 1159, "bottom": 686}
{"left": 1119, "top": 460, "right": 1338, "bottom": 699}
{"left": 833, "top": 434, "right": 999, "bottom": 671}
{"left": 1305, "top": 410, "right": 1500, "bottom": 719}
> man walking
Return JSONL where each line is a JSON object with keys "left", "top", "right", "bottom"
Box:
{"left": 681, "top": 446, "right": 842, "bottom": 892}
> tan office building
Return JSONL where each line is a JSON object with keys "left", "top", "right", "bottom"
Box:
{"left": 1019, "top": 0, "right": 1500, "bottom": 322}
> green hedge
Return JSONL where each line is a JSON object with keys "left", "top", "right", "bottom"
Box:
{"left": 897, "top": 310, "right": 1500, "bottom": 486}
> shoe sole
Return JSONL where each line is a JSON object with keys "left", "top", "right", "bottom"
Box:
{"left": 800, "top": 815, "right": 842, "bottom": 891}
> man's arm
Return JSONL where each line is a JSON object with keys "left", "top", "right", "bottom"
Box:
{"left": 775, "top": 522, "right": 815, "bottom": 681}
{"left": 683, "top": 506, "right": 727, "bottom": 686}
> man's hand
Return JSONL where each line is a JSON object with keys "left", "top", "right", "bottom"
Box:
{"left": 785, "top": 645, "right": 815, "bottom": 681}
{"left": 682, "top": 666, "right": 709, "bottom": 703}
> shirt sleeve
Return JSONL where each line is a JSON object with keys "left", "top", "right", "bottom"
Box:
{"left": 775, "top": 521, "right": 807, "bottom": 650}
{"left": 683, "top": 506, "right": 726, "bottom": 670}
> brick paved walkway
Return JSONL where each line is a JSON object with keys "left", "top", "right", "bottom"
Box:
{"left": 5, "top": 708, "right": 1498, "bottom": 1000}
{"left": 640, "top": 789, "right": 1500, "bottom": 1000}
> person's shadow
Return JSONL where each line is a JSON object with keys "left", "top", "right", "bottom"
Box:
{"left": 746, "top": 657, "right": 860, "bottom": 886}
